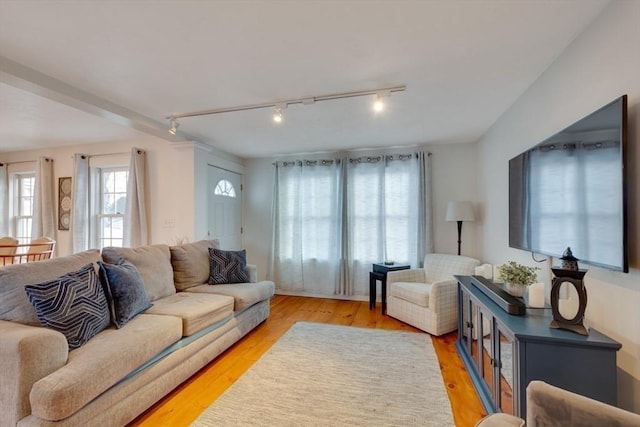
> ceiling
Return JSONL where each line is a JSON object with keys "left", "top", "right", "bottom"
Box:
{"left": 0, "top": 0, "right": 610, "bottom": 158}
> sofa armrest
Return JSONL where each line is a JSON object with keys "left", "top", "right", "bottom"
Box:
{"left": 429, "top": 279, "right": 458, "bottom": 314}
{"left": 526, "top": 380, "right": 640, "bottom": 426}
{"left": 247, "top": 264, "right": 257, "bottom": 283}
{"left": 0, "top": 320, "right": 68, "bottom": 427}
{"left": 386, "top": 268, "right": 426, "bottom": 285}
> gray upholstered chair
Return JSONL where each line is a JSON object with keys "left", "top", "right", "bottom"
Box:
{"left": 386, "top": 253, "right": 480, "bottom": 335}
{"left": 475, "top": 380, "right": 640, "bottom": 427}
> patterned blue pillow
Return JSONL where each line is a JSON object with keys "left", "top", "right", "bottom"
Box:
{"left": 24, "top": 263, "right": 110, "bottom": 350}
{"left": 208, "top": 248, "right": 251, "bottom": 285}
{"left": 98, "top": 259, "right": 152, "bottom": 329}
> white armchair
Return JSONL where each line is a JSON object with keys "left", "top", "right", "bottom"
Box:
{"left": 386, "top": 253, "right": 480, "bottom": 335}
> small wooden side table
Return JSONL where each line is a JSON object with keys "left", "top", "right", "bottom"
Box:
{"left": 369, "top": 263, "right": 410, "bottom": 314}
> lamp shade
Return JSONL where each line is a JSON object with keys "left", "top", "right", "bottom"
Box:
{"left": 446, "top": 201, "right": 475, "bottom": 222}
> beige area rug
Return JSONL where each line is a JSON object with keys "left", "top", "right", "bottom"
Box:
{"left": 191, "top": 322, "right": 454, "bottom": 426}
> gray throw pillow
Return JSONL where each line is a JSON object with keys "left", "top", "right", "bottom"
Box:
{"left": 208, "top": 248, "right": 251, "bottom": 285}
{"left": 98, "top": 259, "right": 152, "bottom": 328}
{"left": 24, "top": 263, "right": 111, "bottom": 350}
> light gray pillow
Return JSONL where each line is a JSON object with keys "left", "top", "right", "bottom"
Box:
{"left": 102, "top": 245, "right": 175, "bottom": 301}
{"left": 170, "top": 239, "right": 220, "bottom": 291}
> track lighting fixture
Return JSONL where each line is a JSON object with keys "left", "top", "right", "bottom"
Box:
{"left": 168, "top": 117, "right": 179, "bottom": 135}
{"left": 373, "top": 90, "right": 391, "bottom": 113}
{"left": 166, "top": 85, "right": 405, "bottom": 132}
{"left": 273, "top": 104, "right": 286, "bottom": 123}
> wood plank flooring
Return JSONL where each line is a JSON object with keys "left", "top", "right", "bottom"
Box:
{"left": 129, "top": 295, "right": 486, "bottom": 427}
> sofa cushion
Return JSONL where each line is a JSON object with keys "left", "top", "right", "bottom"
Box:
{"left": 0, "top": 249, "right": 101, "bottom": 326}
{"left": 170, "top": 239, "right": 220, "bottom": 291}
{"left": 389, "top": 282, "right": 432, "bottom": 308}
{"left": 102, "top": 244, "right": 175, "bottom": 301}
{"left": 185, "top": 281, "right": 275, "bottom": 312}
{"left": 208, "top": 248, "right": 251, "bottom": 284}
{"left": 29, "top": 313, "right": 182, "bottom": 421}
{"left": 24, "top": 264, "right": 111, "bottom": 349}
{"left": 97, "top": 260, "right": 152, "bottom": 328}
{"left": 145, "top": 292, "right": 234, "bottom": 336}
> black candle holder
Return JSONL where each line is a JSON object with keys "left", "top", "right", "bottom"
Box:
{"left": 549, "top": 268, "right": 588, "bottom": 336}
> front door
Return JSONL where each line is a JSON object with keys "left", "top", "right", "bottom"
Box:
{"left": 208, "top": 166, "right": 243, "bottom": 250}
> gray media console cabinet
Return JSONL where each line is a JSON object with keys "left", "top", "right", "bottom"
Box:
{"left": 455, "top": 275, "right": 621, "bottom": 418}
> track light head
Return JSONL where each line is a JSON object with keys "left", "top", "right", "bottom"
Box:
{"left": 169, "top": 117, "right": 179, "bottom": 135}
{"left": 373, "top": 90, "right": 391, "bottom": 113}
{"left": 273, "top": 104, "right": 286, "bottom": 123}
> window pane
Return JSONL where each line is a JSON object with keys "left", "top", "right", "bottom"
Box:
{"left": 95, "top": 168, "right": 128, "bottom": 249}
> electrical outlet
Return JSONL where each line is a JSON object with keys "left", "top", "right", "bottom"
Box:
{"left": 164, "top": 218, "right": 176, "bottom": 228}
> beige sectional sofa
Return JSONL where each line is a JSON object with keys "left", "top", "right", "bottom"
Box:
{"left": 0, "top": 240, "right": 275, "bottom": 427}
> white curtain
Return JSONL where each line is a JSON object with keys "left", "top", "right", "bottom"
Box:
{"left": 271, "top": 159, "right": 342, "bottom": 294}
{"left": 71, "top": 154, "right": 90, "bottom": 252}
{"left": 342, "top": 154, "right": 423, "bottom": 295}
{"left": 271, "top": 151, "right": 433, "bottom": 297}
{"left": 0, "top": 163, "right": 8, "bottom": 236}
{"left": 418, "top": 152, "right": 434, "bottom": 265}
{"left": 124, "top": 147, "right": 149, "bottom": 247}
{"left": 31, "top": 157, "right": 56, "bottom": 245}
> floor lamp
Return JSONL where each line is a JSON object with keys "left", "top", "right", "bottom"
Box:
{"left": 446, "top": 201, "right": 475, "bottom": 255}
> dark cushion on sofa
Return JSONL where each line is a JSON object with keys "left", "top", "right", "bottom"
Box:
{"left": 98, "top": 260, "right": 152, "bottom": 328}
{"left": 24, "top": 263, "right": 111, "bottom": 349}
{"left": 208, "top": 248, "right": 251, "bottom": 284}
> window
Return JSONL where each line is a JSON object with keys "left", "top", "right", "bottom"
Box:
{"left": 214, "top": 179, "right": 237, "bottom": 197}
{"left": 273, "top": 154, "right": 424, "bottom": 296}
{"left": 95, "top": 167, "right": 128, "bottom": 249}
{"left": 13, "top": 173, "right": 35, "bottom": 244}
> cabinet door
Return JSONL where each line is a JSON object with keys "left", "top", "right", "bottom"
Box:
{"left": 496, "top": 325, "right": 515, "bottom": 415}
{"left": 478, "top": 307, "right": 494, "bottom": 393}
{"left": 460, "top": 290, "right": 471, "bottom": 348}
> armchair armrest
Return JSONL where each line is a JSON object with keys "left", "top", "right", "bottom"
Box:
{"left": 386, "top": 268, "right": 426, "bottom": 284}
{"left": 475, "top": 413, "right": 525, "bottom": 427}
{"left": 526, "top": 380, "right": 640, "bottom": 426}
{"left": 429, "top": 279, "right": 458, "bottom": 314}
{"left": 0, "top": 320, "right": 68, "bottom": 427}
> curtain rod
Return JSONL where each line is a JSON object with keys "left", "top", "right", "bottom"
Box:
{"left": 71, "top": 151, "right": 129, "bottom": 160}
{"left": 0, "top": 159, "right": 37, "bottom": 167}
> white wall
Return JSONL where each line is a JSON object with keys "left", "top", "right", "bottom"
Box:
{"left": 477, "top": 0, "right": 640, "bottom": 412}
{"left": 244, "top": 142, "right": 479, "bottom": 281}
{"left": 1, "top": 138, "right": 243, "bottom": 256}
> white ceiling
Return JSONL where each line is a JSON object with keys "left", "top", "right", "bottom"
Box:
{"left": 0, "top": 0, "right": 610, "bottom": 158}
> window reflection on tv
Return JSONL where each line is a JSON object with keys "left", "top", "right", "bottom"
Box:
{"left": 509, "top": 95, "right": 628, "bottom": 272}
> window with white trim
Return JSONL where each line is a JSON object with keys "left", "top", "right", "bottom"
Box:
{"left": 94, "top": 167, "right": 128, "bottom": 249}
{"left": 12, "top": 173, "right": 35, "bottom": 244}
{"left": 214, "top": 179, "right": 237, "bottom": 198}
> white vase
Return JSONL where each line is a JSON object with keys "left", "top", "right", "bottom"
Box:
{"left": 505, "top": 282, "right": 526, "bottom": 297}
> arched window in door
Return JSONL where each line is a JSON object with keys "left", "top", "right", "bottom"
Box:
{"left": 214, "top": 179, "right": 237, "bottom": 198}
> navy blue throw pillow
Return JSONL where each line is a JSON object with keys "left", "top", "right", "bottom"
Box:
{"left": 208, "top": 248, "right": 251, "bottom": 285}
{"left": 24, "top": 263, "right": 111, "bottom": 350}
{"left": 98, "top": 259, "right": 152, "bottom": 328}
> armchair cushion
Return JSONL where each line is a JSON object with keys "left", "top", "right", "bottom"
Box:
{"left": 389, "top": 282, "right": 432, "bottom": 307}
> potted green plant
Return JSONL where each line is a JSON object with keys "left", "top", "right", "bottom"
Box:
{"left": 498, "top": 261, "right": 540, "bottom": 297}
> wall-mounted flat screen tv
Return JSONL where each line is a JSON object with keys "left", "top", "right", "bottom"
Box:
{"left": 509, "top": 95, "right": 628, "bottom": 272}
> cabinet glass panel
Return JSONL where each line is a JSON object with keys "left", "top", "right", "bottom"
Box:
{"left": 479, "top": 308, "right": 493, "bottom": 391}
{"left": 461, "top": 292, "right": 470, "bottom": 348}
{"left": 470, "top": 301, "right": 479, "bottom": 367}
{"left": 497, "top": 328, "right": 515, "bottom": 415}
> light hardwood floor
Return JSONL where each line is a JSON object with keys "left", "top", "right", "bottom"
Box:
{"left": 130, "top": 295, "right": 486, "bottom": 427}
